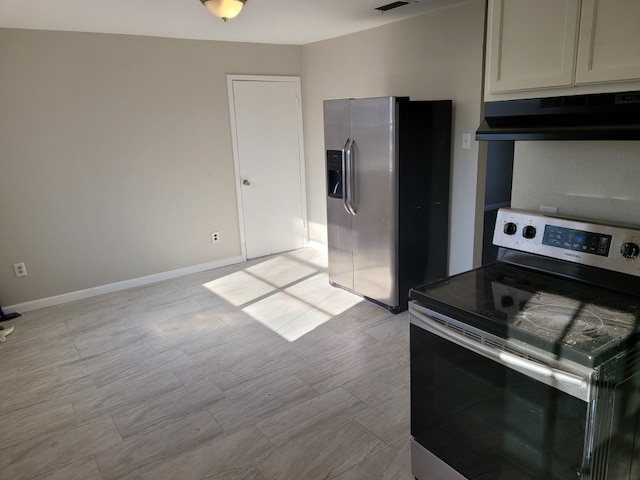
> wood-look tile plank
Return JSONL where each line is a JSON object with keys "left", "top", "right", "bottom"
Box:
{"left": 139, "top": 426, "right": 275, "bottom": 480}
{"left": 56, "top": 342, "right": 159, "bottom": 382}
{"left": 152, "top": 305, "right": 228, "bottom": 333}
{"left": 322, "top": 300, "right": 397, "bottom": 333}
{"left": 288, "top": 325, "right": 379, "bottom": 363}
{"left": 0, "top": 364, "right": 18, "bottom": 382}
{"left": 171, "top": 332, "right": 291, "bottom": 388}
{"left": 126, "top": 299, "right": 206, "bottom": 330}
{"left": 0, "top": 338, "right": 80, "bottom": 371}
{"left": 353, "top": 385, "right": 411, "bottom": 446}
{"left": 63, "top": 301, "right": 144, "bottom": 333}
{"left": 179, "top": 284, "right": 229, "bottom": 307}
{"left": 173, "top": 264, "right": 240, "bottom": 287}
{"left": 72, "top": 369, "right": 184, "bottom": 420}
{"left": 330, "top": 437, "right": 412, "bottom": 480}
{"left": 72, "top": 317, "right": 149, "bottom": 358}
{"left": 10, "top": 305, "right": 57, "bottom": 322}
{"left": 203, "top": 350, "right": 304, "bottom": 392}
{"left": 117, "top": 279, "right": 184, "bottom": 307}
{"left": 95, "top": 411, "right": 225, "bottom": 479}
{"left": 214, "top": 309, "right": 262, "bottom": 328}
{"left": 141, "top": 307, "right": 229, "bottom": 354}
{"left": 295, "top": 338, "right": 397, "bottom": 394}
{"left": 54, "top": 290, "right": 139, "bottom": 320}
{"left": 0, "top": 367, "right": 97, "bottom": 414}
{"left": 111, "top": 379, "right": 225, "bottom": 439}
{"left": 256, "top": 420, "right": 383, "bottom": 480}
{"left": 255, "top": 387, "right": 368, "bottom": 447}
{"left": 91, "top": 348, "right": 193, "bottom": 390}
{"left": 171, "top": 323, "right": 293, "bottom": 387}
{"left": 130, "top": 283, "right": 188, "bottom": 310}
{"left": 341, "top": 347, "right": 409, "bottom": 407}
{"left": 0, "top": 402, "right": 77, "bottom": 450}
{"left": 204, "top": 467, "right": 267, "bottom": 480}
{"left": 358, "top": 310, "right": 409, "bottom": 341}
{"left": 0, "top": 317, "right": 70, "bottom": 347}
{"left": 30, "top": 456, "right": 104, "bottom": 480}
{"left": 0, "top": 416, "right": 122, "bottom": 480}
{"left": 210, "top": 371, "right": 316, "bottom": 435}
{"left": 183, "top": 320, "right": 290, "bottom": 359}
{"left": 194, "top": 292, "right": 237, "bottom": 309}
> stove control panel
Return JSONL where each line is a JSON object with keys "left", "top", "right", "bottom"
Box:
{"left": 542, "top": 225, "right": 611, "bottom": 257}
{"left": 493, "top": 208, "right": 640, "bottom": 277}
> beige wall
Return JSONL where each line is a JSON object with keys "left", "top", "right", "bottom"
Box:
{"left": 301, "top": 0, "right": 487, "bottom": 275}
{"left": 1, "top": 1, "right": 487, "bottom": 308}
{"left": 0, "top": 29, "right": 302, "bottom": 306}
{"left": 511, "top": 141, "right": 640, "bottom": 225}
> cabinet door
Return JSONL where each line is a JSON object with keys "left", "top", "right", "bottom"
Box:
{"left": 575, "top": 0, "right": 640, "bottom": 84}
{"left": 486, "top": 0, "right": 580, "bottom": 93}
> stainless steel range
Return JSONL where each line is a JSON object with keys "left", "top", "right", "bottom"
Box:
{"left": 409, "top": 208, "right": 640, "bottom": 480}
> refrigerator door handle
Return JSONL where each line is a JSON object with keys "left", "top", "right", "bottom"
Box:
{"left": 342, "top": 138, "right": 356, "bottom": 215}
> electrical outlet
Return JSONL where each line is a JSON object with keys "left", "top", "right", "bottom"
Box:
{"left": 211, "top": 231, "right": 220, "bottom": 244}
{"left": 462, "top": 133, "right": 471, "bottom": 150}
{"left": 13, "top": 262, "right": 27, "bottom": 277}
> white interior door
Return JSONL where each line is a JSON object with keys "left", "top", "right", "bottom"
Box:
{"left": 228, "top": 75, "right": 307, "bottom": 259}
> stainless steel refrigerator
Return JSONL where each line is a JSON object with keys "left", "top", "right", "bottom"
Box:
{"left": 323, "top": 96, "right": 451, "bottom": 313}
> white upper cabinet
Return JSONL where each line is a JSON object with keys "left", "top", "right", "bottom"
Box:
{"left": 486, "top": 0, "right": 580, "bottom": 94}
{"left": 485, "top": 0, "right": 640, "bottom": 99}
{"left": 575, "top": 0, "right": 640, "bottom": 84}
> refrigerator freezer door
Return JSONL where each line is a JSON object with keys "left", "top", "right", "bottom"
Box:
{"left": 350, "top": 97, "right": 398, "bottom": 307}
{"left": 324, "top": 99, "right": 354, "bottom": 291}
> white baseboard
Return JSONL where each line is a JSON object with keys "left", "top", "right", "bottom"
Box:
{"left": 5, "top": 255, "right": 245, "bottom": 314}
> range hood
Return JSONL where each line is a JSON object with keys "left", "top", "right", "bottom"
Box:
{"left": 476, "top": 91, "right": 640, "bottom": 141}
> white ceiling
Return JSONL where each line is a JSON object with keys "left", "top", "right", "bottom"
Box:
{"left": 0, "top": 0, "right": 471, "bottom": 45}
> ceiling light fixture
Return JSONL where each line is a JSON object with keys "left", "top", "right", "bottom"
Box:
{"left": 199, "top": 0, "right": 248, "bottom": 21}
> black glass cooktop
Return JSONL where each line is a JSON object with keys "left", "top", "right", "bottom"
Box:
{"left": 410, "top": 263, "right": 640, "bottom": 367}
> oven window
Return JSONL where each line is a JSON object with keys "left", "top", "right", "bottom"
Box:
{"left": 410, "top": 324, "right": 589, "bottom": 480}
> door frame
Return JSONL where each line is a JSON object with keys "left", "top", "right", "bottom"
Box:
{"left": 226, "top": 74, "right": 308, "bottom": 260}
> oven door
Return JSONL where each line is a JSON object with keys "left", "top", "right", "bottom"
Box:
{"left": 410, "top": 303, "right": 595, "bottom": 480}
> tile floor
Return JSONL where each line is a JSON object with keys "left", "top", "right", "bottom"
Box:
{"left": 0, "top": 247, "right": 413, "bottom": 479}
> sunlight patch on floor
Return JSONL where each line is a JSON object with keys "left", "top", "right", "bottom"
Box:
{"left": 202, "top": 270, "right": 276, "bottom": 306}
{"left": 242, "top": 291, "right": 332, "bottom": 342}
{"left": 245, "top": 256, "right": 318, "bottom": 288}
{"left": 202, "top": 251, "right": 363, "bottom": 341}
{"left": 284, "top": 273, "right": 364, "bottom": 317}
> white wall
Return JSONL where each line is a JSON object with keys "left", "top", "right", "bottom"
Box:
{"left": 0, "top": 29, "right": 302, "bottom": 306}
{"left": 512, "top": 142, "right": 640, "bottom": 225}
{"left": 301, "top": 0, "right": 487, "bottom": 275}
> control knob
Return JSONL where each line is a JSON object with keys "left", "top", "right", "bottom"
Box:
{"left": 620, "top": 242, "right": 640, "bottom": 259}
{"left": 503, "top": 222, "right": 517, "bottom": 235}
{"left": 522, "top": 225, "right": 537, "bottom": 239}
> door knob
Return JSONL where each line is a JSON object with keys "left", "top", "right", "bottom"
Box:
{"left": 243, "top": 179, "right": 251, "bottom": 186}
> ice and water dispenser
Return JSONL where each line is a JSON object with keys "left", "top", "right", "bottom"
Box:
{"left": 326, "top": 150, "right": 343, "bottom": 198}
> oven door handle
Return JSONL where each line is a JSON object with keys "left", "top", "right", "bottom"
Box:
{"left": 411, "top": 307, "right": 592, "bottom": 402}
